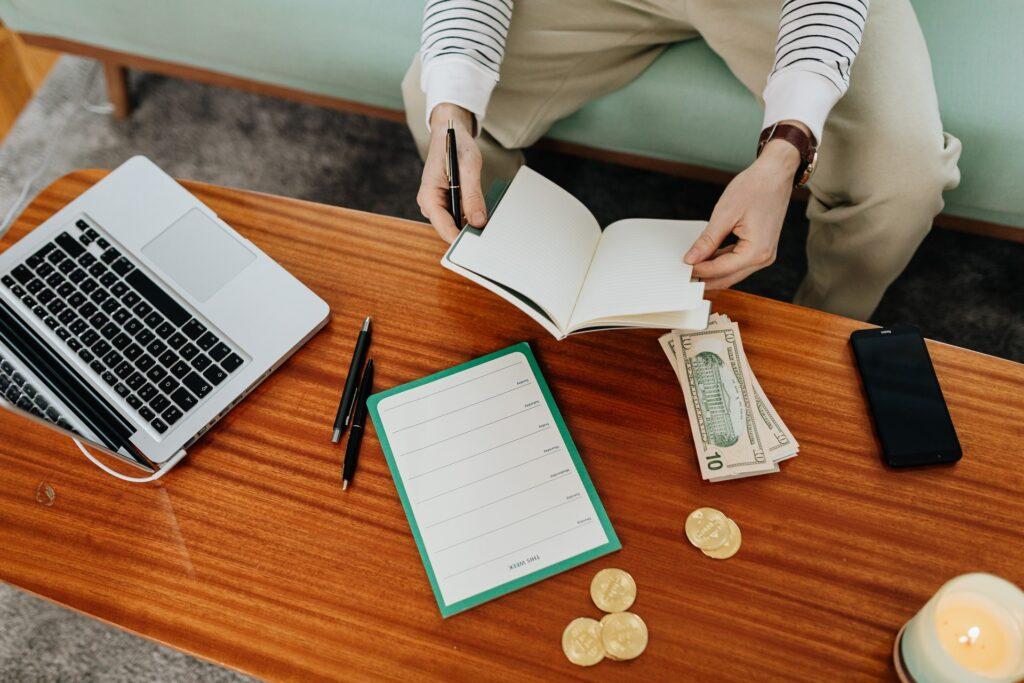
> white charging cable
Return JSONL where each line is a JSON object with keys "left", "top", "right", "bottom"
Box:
{"left": 73, "top": 437, "right": 187, "bottom": 483}
{"left": 0, "top": 60, "right": 113, "bottom": 237}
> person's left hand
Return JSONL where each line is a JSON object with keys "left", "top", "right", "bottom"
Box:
{"left": 683, "top": 130, "right": 805, "bottom": 290}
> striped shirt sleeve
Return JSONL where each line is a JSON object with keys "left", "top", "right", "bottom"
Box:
{"left": 419, "top": 0, "right": 512, "bottom": 130}
{"left": 762, "top": 0, "right": 869, "bottom": 142}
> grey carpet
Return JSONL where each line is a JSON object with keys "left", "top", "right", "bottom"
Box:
{"left": 0, "top": 56, "right": 1021, "bottom": 681}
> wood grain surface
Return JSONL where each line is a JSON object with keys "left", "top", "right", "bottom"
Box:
{"left": 1, "top": 171, "right": 1022, "bottom": 682}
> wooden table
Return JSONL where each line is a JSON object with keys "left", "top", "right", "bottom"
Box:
{"left": 1, "top": 171, "right": 1022, "bottom": 682}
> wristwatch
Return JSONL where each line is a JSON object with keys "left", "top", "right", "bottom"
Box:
{"left": 757, "top": 123, "right": 818, "bottom": 188}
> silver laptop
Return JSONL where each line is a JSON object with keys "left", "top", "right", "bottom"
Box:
{"left": 0, "top": 156, "right": 330, "bottom": 474}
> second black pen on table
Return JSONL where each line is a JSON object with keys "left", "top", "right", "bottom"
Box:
{"left": 332, "top": 315, "right": 371, "bottom": 443}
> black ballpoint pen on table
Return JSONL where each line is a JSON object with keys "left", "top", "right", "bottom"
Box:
{"left": 445, "top": 119, "right": 463, "bottom": 229}
{"left": 342, "top": 359, "right": 373, "bottom": 491}
{"left": 332, "top": 316, "right": 371, "bottom": 443}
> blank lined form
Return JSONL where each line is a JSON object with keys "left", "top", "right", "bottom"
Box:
{"left": 369, "top": 345, "right": 619, "bottom": 616}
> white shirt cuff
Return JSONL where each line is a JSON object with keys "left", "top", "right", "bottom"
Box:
{"left": 762, "top": 69, "right": 843, "bottom": 144}
{"left": 421, "top": 56, "right": 498, "bottom": 134}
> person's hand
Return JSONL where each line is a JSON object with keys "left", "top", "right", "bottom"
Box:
{"left": 417, "top": 103, "right": 488, "bottom": 242}
{"left": 683, "top": 124, "right": 806, "bottom": 289}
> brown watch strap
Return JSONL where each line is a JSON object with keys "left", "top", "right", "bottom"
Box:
{"left": 757, "top": 123, "right": 817, "bottom": 188}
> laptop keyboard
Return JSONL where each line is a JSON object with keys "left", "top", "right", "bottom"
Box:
{"left": 0, "top": 353, "right": 76, "bottom": 433}
{"left": 1, "top": 217, "right": 247, "bottom": 436}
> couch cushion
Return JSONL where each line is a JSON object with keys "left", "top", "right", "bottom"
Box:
{"left": 1, "top": 0, "right": 1020, "bottom": 228}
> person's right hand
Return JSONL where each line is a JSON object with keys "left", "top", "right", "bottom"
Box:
{"left": 417, "top": 103, "right": 488, "bottom": 242}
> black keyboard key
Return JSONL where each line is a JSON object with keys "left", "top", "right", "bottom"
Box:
{"left": 183, "top": 371, "right": 213, "bottom": 398}
{"left": 150, "top": 394, "right": 170, "bottom": 413}
{"left": 92, "top": 340, "right": 111, "bottom": 357}
{"left": 156, "top": 321, "right": 175, "bottom": 338}
{"left": 179, "top": 342, "right": 199, "bottom": 361}
{"left": 97, "top": 237, "right": 110, "bottom": 250}
{"left": 101, "top": 298, "right": 120, "bottom": 314}
{"left": 85, "top": 228, "right": 99, "bottom": 241}
{"left": 101, "top": 247, "right": 121, "bottom": 265}
{"left": 162, "top": 405, "right": 183, "bottom": 425}
{"left": 126, "top": 393, "right": 143, "bottom": 409}
{"left": 158, "top": 350, "right": 177, "bottom": 367}
{"left": 0, "top": 375, "right": 8, "bottom": 391}
{"left": 32, "top": 305, "right": 46, "bottom": 319}
{"left": 99, "top": 272, "right": 118, "bottom": 288}
{"left": 146, "top": 365, "right": 168, "bottom": 383}
{"left": 167, "top": 331, "right": 187, "bottom": 349}
{"left": 151, "top": 418, "right": 168, "bottom": 434}
{"left": 149, "top": 338, "right": 168, "bottom": 355}
{"left": 111, "top": 281, "right": 129, "bottom": 297}
{"left": 79, "top": 301, "right": 97, "bottom": 317}
{"left": 56, "top": 232, "right": 86, "bottom": 257}
{"left": 57, "top": 282, "right": 75, "bottom": 297}
{"left": 17, "top": 396, "right": 33, "bottom": 411}
{"left": 26, "top": 278, "right": 44, "bottom": 294}
{"left": 112, "top": 308, "right": 131, "bottom": 325}
{"left": 124, "top": 318, "right": 143, "bottom": 335}
{"left": 113, "top": 383, "right": 130, "bottom": 397}
{"left": 46, "top": 272, "right": 64, "bottom": 288}
{"left": 77, "top": 252, "right": 96, "bottom": 268}
{"left": 136, "top": 328, "right": 155, "bottom": 346}
{"left": 58, "top": 259, "right": 76, "bottom": 274}
{"left": 123, "top": 343, "right": 143, "bottom": 361}
{"left": 134, "top": 301, "right": 152, "bottom": 318}
{"left": 0, "top": 275, "right": 13, "bottom": 288}
{"left": 5, "top": 386, "right": 20, "bottom": 403}
{"left": 196, "top": 331, "right": 218, "bottom": 351}
{"left": 44, "top": 316, "right": 58, "bottom": 329}
{"left": 112, "top": 332, "right": 131, "bottom": 350}
{"left": 58, "top": 309, "right": 76, "bottom": 325}
{"left": 90, "top": 289, "right": 109, "bottom": 304}
{"left": 101, "top": 371, "right": 117, "bottom": 386}
{"left": 80, "top": 278, "right": 98, "bottom": 294}
{"left": 170, "top": 360, "right": 191, "bottom": 379}
{"left": 202, "top": 364, "right": 227, "bottom": 385}
{"left": 190, "top": 354, "right": 212, "bottom": 371}
{"left": 136, "top": 354, "right": 155, "bottom": 372}
{"left": 144, "top": 311, "right": 163, "bottom": 328}
{"left": 115, "top": 361, "right": 134, "bottom": 379}
{"left": 103, "top": 351, "right": 123, "bottom": 368}
{"left": 71, "top": 319, "right": 89, "bottom": 336}
{"left": 0, "top": 360, "right": 13, "bottom": 374}
{"left": 36, "top": 262, "right": 54, "bottom": 277}
{"left": 127, "top": 372, "right": 145, "bottom": 391}
{"left": 67, "top": 338, "right": 82, "bottom": 352}
{"left": 78, "top": 348, "right": 94, "bottom": 363}
{"left": 158, "top": 376, "right": 179, "bottom": 395}
{"left": 170, "top": 387, "right": 197, "bottom": 411}
{"left": 80, "top": 234, "right": 93, "bottom": 246}
{"left": 46, "top": 299, "right": 66, "bottom": 315}
{"left": 111, "top": 257, "right": 135, "bottom": 277}
{"left": 46, "top": 250, "right": 66, "bottom": 265}
{"left": 90, "top": 360, "right": 105, "bottom": 374}
{"left": 138, "top": 383, "right": 157, "bottom": 401}
{"left": 11, "top": 284, "right": 25, "bottom": 298}
{"left": 55, "top": 327, "right": 70, "bottom": 340}
{"left": 35, "top": 394, "right": 49, "bottom": 410}
{"left": 23, "top": 384, "right": 36, "bottom": 399}
{"left": 122, "top": 291, "right": 141, "bottom": 308}
{"left": 209, "top": 342, "right": 230, "bottom": 361}
{"left": 139, "top": 406, "right": 155, "bottom": 421}
{"left": 182, "top": 319, "right": 207, "bottom": 340}
{"left": 88, "top": 312, "right": 108, "bottom": 330}
{"left": 101, "top": 322, "right": 119, "bottom": 340}
{"left": 126, "top": 269, "right": 189, "bottom": 327}
{"left": 68, "top": 292, "right": 86, "bottom": 308}
{"left": 88, "top": 262, "right": 106, "bottom": 278}
{"left": 68, "top": 268, "right": 87, "bottom": 284}
{"left": 75, "top": 219, "right": 89, "bottom": 230}
{"left": 37, "top": 288, "right": 55, "bottom": 304}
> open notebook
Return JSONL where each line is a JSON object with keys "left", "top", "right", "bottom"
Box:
{"left": 442, "top": 167, "right": 710, "bottom": 339}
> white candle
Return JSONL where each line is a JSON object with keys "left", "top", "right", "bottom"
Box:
{"left": 899, "top": 573, "right": 1024, "bottom": 683}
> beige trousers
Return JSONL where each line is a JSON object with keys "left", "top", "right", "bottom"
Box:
{"left": 402, "top": 0, "right": 962, "bottom": 320}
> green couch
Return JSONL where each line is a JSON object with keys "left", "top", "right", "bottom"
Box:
{"left": 2, "top": 0, "right": 1020, "bottom": 231}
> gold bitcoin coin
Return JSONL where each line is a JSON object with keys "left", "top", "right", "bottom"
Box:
{"left": 685, "top": 507, "right": 731, "bottom": 550}
{"left": 561, "top": 617, "right": 606, "bottom": 666}
{"left": 590, "top": 568, "right": 637, "bottom": 613}
{"left": 701, "top": 518, "right": 741, "bottom": 559}
{"left": 600, "top": 612, "right": 649, "bottom": 661}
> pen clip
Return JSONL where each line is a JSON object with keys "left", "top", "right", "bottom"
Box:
{"left": 445, "top": 120, "right": 454, "bottom": 184}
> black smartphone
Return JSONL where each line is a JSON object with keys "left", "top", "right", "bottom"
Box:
{"left": 850, "top": 325, "right": 962, "bottom": 467}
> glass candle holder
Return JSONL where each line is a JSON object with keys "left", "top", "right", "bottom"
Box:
{"left": 895, "top": 573, "right": 1024, "bottom": 683}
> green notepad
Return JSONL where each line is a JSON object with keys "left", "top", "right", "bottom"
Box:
{"left": 368, "top": 343, "right": 620, "bottom": 617}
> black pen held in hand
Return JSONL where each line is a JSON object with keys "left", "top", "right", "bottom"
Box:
{"left": 445, "top": 120, "right": 463, "bottom": 229}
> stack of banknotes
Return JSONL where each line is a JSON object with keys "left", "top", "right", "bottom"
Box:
{"left": 659, "top": 313, "right": 798, "bottom": 482}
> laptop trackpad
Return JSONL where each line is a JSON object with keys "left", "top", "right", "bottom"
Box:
{"left": 142, "top": 209, "right": 256, "bottom": 302}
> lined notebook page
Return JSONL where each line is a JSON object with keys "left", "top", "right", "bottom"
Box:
{"left": 372, "top": 350, "right": 613, "bottom": 612}
{"left": 569, "top": 219, "right": 706, "bottom": 330}
{"left": 448, "top": 167, "right": 601, "bottom": 331}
